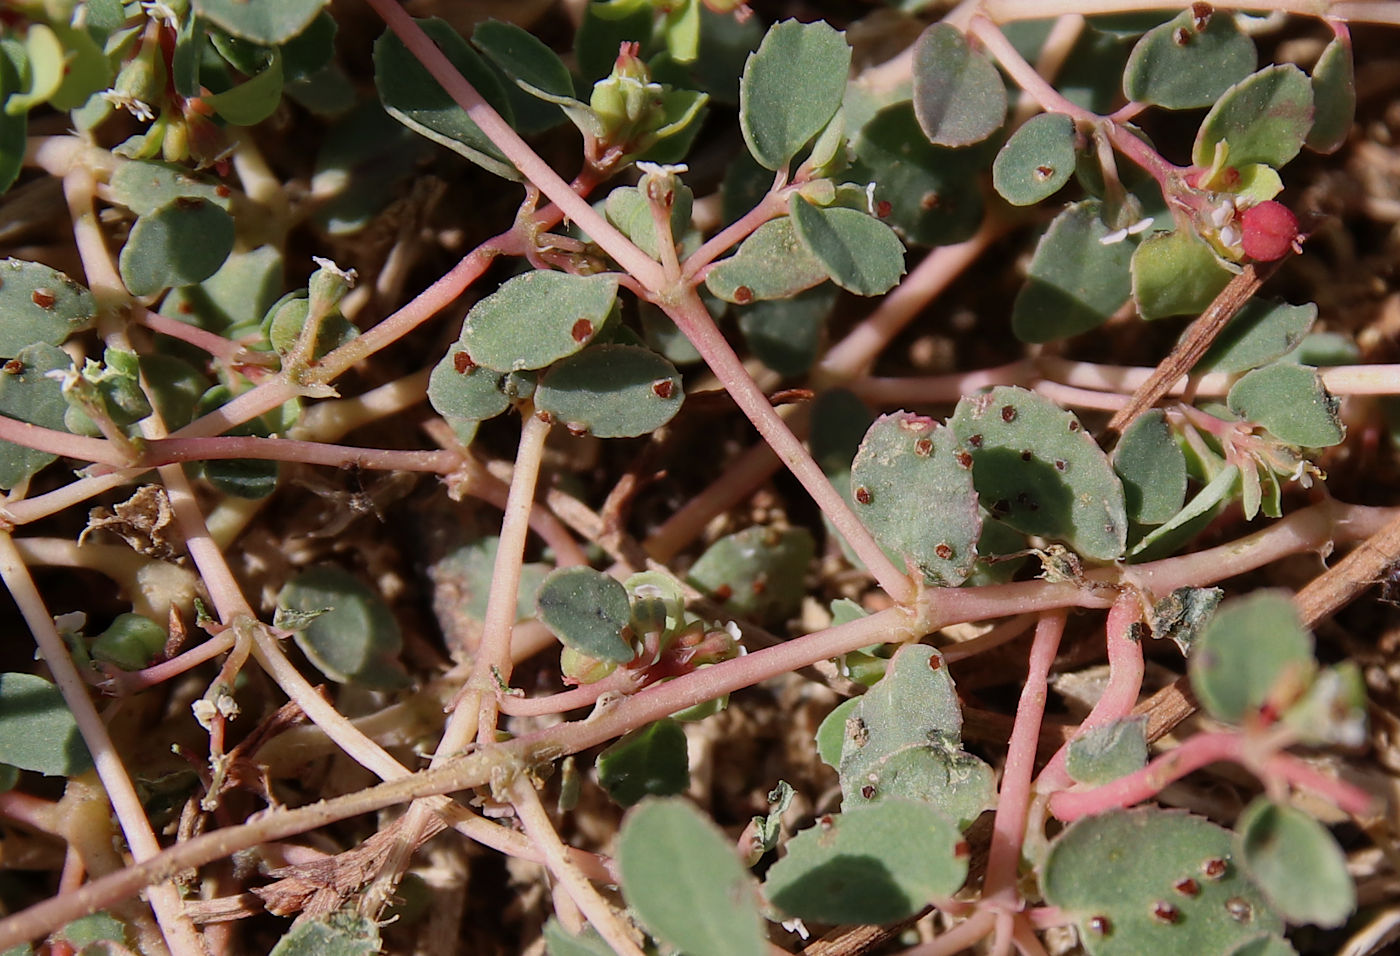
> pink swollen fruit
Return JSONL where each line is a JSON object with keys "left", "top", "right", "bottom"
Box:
{"left": 1240, "top": 201, "right": 1300, "bottom": 261}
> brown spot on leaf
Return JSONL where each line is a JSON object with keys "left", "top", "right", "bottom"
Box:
{"left": 1173, "top": 26, "right": 1191, "bottom": 45}
{"left": 914, "top": 438, "right": 933, "bottom": 457}
{"left": 1174, "top": 878, "right": 1201, "bottom": 897}
{"left": 1225, "top": 897, "right": 1252, "bottom": 922}
{"left": 1033, "top": 165, "right": 1054, "bottom": 182}
{"left": 2, "top": 359, "right": 22, "bottom": 375}
{"left": 651, "top": 379, "right": 675, "bottom": 399}
{"left": 935, "top": 543, "right": 953, "bottom": 560}
{"left": 215, "top": 184, "right": 232, "bottom": 198}
{"left": 1020, "top": 449, "right": 1033, "bottom": 461}
{"left": 860, "top": 784, "right": 876, "bottom": 799}
{"left": 453, "top": 351, "right": 475, "bottom": 374}
{"left": 734, "top": 285, "right": 753, "bottom": 304}
{"left": 1191, "top": 1, "right": 1213, "bottom": 30}
{"left": 875, "top": 200, "right": 892, "bottom": 218}
{"left": 571, "top": 318, "right": 594, "bottom": 342}
{"left": 954, "top": 841, "right": 970, "bottom": 858}
{"left": 1202, "top": 858, "right": 1228, "bottom": 880}
{"left": 955, "top": 450, "right": 973, "bottom": 469}
{"left": 968, "top": 434, "right": 983, "bottom": 448}
{"left": 1001, "top": 405, "right": 1017, "bottom": 422}
{"left": 1054, "top": 459, "right": 1068, "bottom": 472}
{"left": 920, "top": 192, "right": 940, "bottom": 210}
{"left": 1068, "top": 419, "right": 1081, "bottom": 432}
{"left": 1088, "top": 916, "right": 1111, "bottom": 935}
{"left": 31, "top": 288, "right": 56, "bottom": 309}
{"left": 536, "top": 409, "right": 555, "bottom": 424}
{"left": 565, "top": 422, "right": 589, "bottom": 438}
{"left": 1151, "top": 901, "right": 1180, "bottom": 924}
{"left": 854, "top": 486, "right": 872, "bottom": 505}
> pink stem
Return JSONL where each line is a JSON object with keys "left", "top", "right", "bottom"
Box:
{"left": 1049, "top": 731, "right": 1376, "bottom": 820}
{"left": 141, "top": 436, "right": 460, "bottom": 473}
{"left": 1037, "top": 593, "right": 1144, "bottom": 792}
{"left": 983, "top": 612, "right": 1065, "bottom": 905}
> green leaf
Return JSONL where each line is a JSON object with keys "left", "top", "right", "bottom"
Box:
{"left": 0, "top": 41, "right": 26, "bottom": 193}
{"left": 472, "top": 20, "right": 576, "bottom": 105}
{"left": 374, "top": 18, "right": 518, "bottom": 181}
{"left": 1122, "top": 10, "right": 1256, "bottom": 110}
{"left": 47, "top": 23, "right": 111, "bottom": 112}
{"left": 534, "top": 344, "right": 683, "bottom": 439}
{"left": 704, "top": 217, "right": 829, "bottom": 304}
{"left": 0, "top": 259, "right": 96, "bottom": 357}
{"left": 763, "top": 799, "right": 967, "bottom": 925}
{"left": 850, "top": 101, "right": 985, "bottom": 247}
{"left": 993, "top": 112, "right": 1077, "bottom": 206}
{"left": 1131, "top": 229, "right": 1233, "bottom": 320}
{"left": 428, "top": 346, "right": 511, "bottom": 424}
{"left": 911, "top": 23, "right": 1006, "bottom": 147}
{"left": 849, "top": 411, "right": 981, "bottom": 586}
{"left": 119, "top": 198, "right": 235, "bottom": 297}
{"left": 109, "top": 160, "right": 233, "bottom": 217}
{"left": 278, "top": 565, "right": 409, "bottom": 690}
{"left": 161, "top": 245, "right": 283, "bottom": 337}
{"left": 1226, "top": 363, "right": 1344, "bottom": 447}
{"left": 750, "top": 780, "right": 795, "bottom": 858}
{"left": 1236, "top": 798, "right": 1354, "bottom": 928}
{"left": 1043, "top": 808, "right": 1282, "bottom": 956}
{"left": 53, "top": 912, "right": 128, "bottom": 949}
{"left": 5, "top": 24, "right": 63, "bottom": 115}
{"left": 429, "top": 538, "right": 549, "bottom": 648}
{"left": 1113, "top": 410, "right": 1187, "bottom": 526}
{"left": 1065, "top": 717, "right": 1148, "bottom": 785}
{"left": 789, "top": 195, "right": 905, "bottom": 296}
{"left": 687, "top": 526, "right": 814, "bottom": 627}
{"left": 535, "top": 566, "right": 634, "bottom": 662}
{"left": 1128, "top": 463, "right": 1239, "bottom": 562}
{"left": 1192, "top": 65, "right": 1314, "bottom": 170}
{"left": 950, "top": 386, "right": 1128, "bottom": 562}
{"left": 603, "top": 183, "right": 694, "bottom": 262}
{"left": 596, "top": 719, "right": 689, "bottom": 806}
{"left": 1189, "top": 591, "right": 1314, "bottom": 725}
{"left": 91, "top": 613, "right": 167, "bottom": 671}
{"left": 263, "top": 295, "right": 358, "bottom": 360}
{"left": 1012, "top": 201, "right": 1136, "bottom": 343}
{"left": 737, "top": 285, "right": 836, "bottom": 377}
{"left": 815, "top": 696, "right": 862, "bottom": 769}
{"left": 0, "top": 343, "right": 73, "bottom": 491}
{"left": 460, "top": 271, "right": 617, "bottom": 372}
{"left": 193, "top": 0, "right": 329, "bottom": 46}
{"left": 617, "top": 798, "right": 766, "bottom": 956}
{"left": 1226, "top": 936, "right": 1298, "bottom": 956}
{"left": 268, "top": 910, "right": 381, "bottom": 956}
{"left": 739, "top": 20, "right": 850, "bottom": 170}
{"left": 837, "top": 644, "right": 994, "bottom": 827}
{"left": 1196, "top": 299, "right": 1317, "bottom": 375}
{"left": 0, "top": 672, "right": 93, "bottom": 776}
{"left": 1308, "top": 37, "right": 1354, "bottom": 153}
{"left": 204, "top": 49, "right": 284, "bottom": 126}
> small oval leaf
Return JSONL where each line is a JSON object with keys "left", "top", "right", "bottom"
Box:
{"left": 1307, "top": 36, "right": 1355, "bottom": 154}
{"left": 1192, "top": 65, "right": 1314, "bottom": 170}
{"left": 1236, "top": 798, "right": 1354, "bottom": 928}
{"left": 596, "top": 718, "right": 689, "bottom": 806}
{"left": 193, "top": 0, "right": 328, "bottom": 45}
{"left": 1113, "top": 410, "right": 1187, "bottom": 526}
{"left": 460, "top": 271, "right": 618, "bottom": 372}
{"left": 993, "top": 112, "right": 1077, "bottom": 206}
{"left": 788, "top": 195, "right": 906, "bottom": 296}
{"left": 704, "top": 217, "right": 829, "bottom": 304}
{"left": 1122, "top": 10, "right": 1257, "bottom": 110}
{"left": 1189, "top": 591, "right": 1314, "bottom": 725}
{"left": 950, "top": 386, "right": 1128, "bottom": 561}
{"left": 763, "top": 799, "right": 968, "bottom": 925}
{"left": 618, "top": 798, "right": 766, "bottom": 956}
{"left": 534, "top": 345, "right": 683, "bottom": 439}
{"left": 0, "top": 259, "right": 95, "bottom": 356}
{"left": 278, "top": 565, "right": 409, "bottom": 690}
{"left": 427, "top": 346, "right": 510, "bottom": 423}
{"left": 0, "top": 672, "right": 93, "bottom": 776}
{"left": 1131, "top": 228, "right": 1233, "bottom": 320}
{"left": 535, "top": 566, "right": 634, "bottom": 662}
{"left": 119, "top": 198, "right": 235, "bottom": 297}
{"left": 912, "top": 23, "right": 1007, "bottom": 147}
{"left": 1226, "top": 362, "right": 1344, "bottom": 447}
{"left": 739, "top": 20, "right": 851, "bottom": 171}
{"left": 1012, "top": 201, "right": 1136, "bottom": 343}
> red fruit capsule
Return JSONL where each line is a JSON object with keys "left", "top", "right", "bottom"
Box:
{"left": 1240, "top": 201, "right": 1300, "bottom": 261}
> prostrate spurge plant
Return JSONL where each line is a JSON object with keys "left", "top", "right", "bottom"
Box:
{"left": 0, "top": 0, "right": 1395, "bottom": 954}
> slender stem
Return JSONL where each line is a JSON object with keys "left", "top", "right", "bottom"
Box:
{"left": 140, "top": 436, "right": 460, "bottom": 473}
{"left": 663, "top": 288, "right": 915, "bottom": 604}
{"left": 983, "top": 612, "right": 1065, "bottom": 906}
{"left": 510, "top": 778, "right": 645, "bottom": 956}
{"left": 463, "top": 410, "right": 553, "bottom": 749}
{"left": 967, "top": 17, "right": 1095, "bottom": 125}
{"left": 1036, "top": 593, "right": 1144, "bottom": 793}
{"left": 0, "top": 534, "right": 206, "bottom": 956}
{"left": 362, "top": 0, "right": 663, "bottom": 289}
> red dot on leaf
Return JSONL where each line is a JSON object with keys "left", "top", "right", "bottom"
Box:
{"left": 1240, "top": 201, "right": 1300, "bottom": 261}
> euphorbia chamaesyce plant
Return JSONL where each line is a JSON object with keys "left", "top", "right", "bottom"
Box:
{"left": 0, "top": 1, "right": 1398, "bottom": 954}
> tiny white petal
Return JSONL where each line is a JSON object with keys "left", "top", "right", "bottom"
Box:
{"left": 1098, "top": 227, "right": 1129, "bottom": 246}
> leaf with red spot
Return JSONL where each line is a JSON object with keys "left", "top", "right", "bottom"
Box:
{"left": 458, "top": 271, "right": 618, "bottom": 372}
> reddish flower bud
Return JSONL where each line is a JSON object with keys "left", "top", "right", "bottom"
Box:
{"left": 1240, "top": 201, "right": 1300, "bottom": 261}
